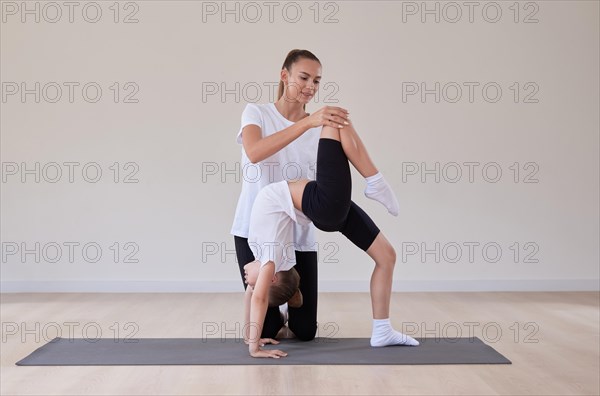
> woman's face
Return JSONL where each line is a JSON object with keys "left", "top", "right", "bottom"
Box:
{"left": 282, "top": 58, "right": 322, "bottom": 105}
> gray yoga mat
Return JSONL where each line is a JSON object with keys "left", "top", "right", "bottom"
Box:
{"left": 16, "top": 337, "right": 511, "bottom": 366}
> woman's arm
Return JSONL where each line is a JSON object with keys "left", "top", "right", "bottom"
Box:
{"left": 247, "top": 261, "right": 287, "bottom": 358}
{"left": 242, "top": 119, "right": 311, "bottom": 164}
{"left": 242, "top": 106, "right": 351, "bottom": 164}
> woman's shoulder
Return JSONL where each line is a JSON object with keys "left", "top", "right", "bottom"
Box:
{"left": 244, "top": 102, "right": 271, "bottom": 111}
{"left": 242, "top": 102, "right": 274, "bottom": 120}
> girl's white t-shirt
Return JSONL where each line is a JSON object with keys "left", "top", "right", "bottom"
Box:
{"left": 247, "top": 180, "right": 312, "bottom": 272}
{"left": 230, "top": 103, "right": 320, "bottom": 252}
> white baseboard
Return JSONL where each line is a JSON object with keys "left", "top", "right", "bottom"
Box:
{"left": 1, "top": 279, "right": 598, "bottom": 293}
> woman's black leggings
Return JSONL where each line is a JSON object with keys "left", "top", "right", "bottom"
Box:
{"left": 234, "top": 235, "right": 318, "bottom": 341}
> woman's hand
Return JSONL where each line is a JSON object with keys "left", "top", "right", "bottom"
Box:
{"left": 303, "top": 106, "right": 350, "bottom": 129}
{"left": 249, "top": 346, "right": 288, "bottom": 359}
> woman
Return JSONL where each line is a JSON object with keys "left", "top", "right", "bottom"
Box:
{"left": 231, "top": 49, "right": 399, "bottom": 341}
{"left": 242, "top": 120, "right": 418, "bottom": 358}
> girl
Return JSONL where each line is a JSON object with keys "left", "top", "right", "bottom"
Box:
{"left": 243, "top": 119, "right": 419, "bottom": 358}
{"left": 231, "top": 49, "right": 398, "bottom": 342}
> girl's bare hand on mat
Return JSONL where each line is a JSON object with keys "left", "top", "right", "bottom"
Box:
{"left": 259, "top": 338, "right": 279, "bottom": 346}
{"left": 250, "top": 348, "right": 288, "bottom": 359}
{"left": 244, "top": 338, "right": 279, "bottom": 346}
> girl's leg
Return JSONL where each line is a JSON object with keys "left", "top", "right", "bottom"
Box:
{"left": 289, "top": 179, "right": 310, "bottom": 212}
{"left": 337, "top": 202, "right": 419, "bottom": 347}
{"left": 319, "top": 124, "right": 376, "bottom": 177}
{"left": 364, "top": 232, "right": 395, "bottom": 319}
{"left": 288, "top": 124, "right": 389, "bottom": 215}
{"left": 234, "top": 236, "right": 284, "bottom": 338}
{"left": 287, "top": 250, "right": 318, "bottom": 341}
{"left": 289, "top": 127, "right": 352, "bottom": 228}
{"left": 325, "top": 123, "right": 399, "bottom": 216}
{"left": 365, "top": 232, "right": 419, "bottom": 346}
{"left": 288, "top": 126, "right": 358, "bottom": 215}
{"left": 330, "top": 122, "right": 378, "bottom": 178}
{"left": 334, "top": 202, "right": 389, "bottom": 317}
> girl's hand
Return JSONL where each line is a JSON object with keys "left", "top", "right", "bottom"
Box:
{"left": 250, "top": 347, "right": 288, "bottom": 359}
{"left": 244, "top": 338, "right": 279, "bottom": 346}
{"left": 259, "top": 338, "right": 279, "bottom": 346}
{"left": 304, "top": 106, "right": 350, "bottom": 129}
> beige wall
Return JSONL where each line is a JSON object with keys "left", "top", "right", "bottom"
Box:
{"left": 1, "top": 1, "right": 598, "bottom": 291}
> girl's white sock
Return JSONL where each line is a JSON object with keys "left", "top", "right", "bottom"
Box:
{"left": 370, "top": 318, "right": 419, "bottom": 347}
{"left": 364, "top": 172, "right": 399, "bottom": 216}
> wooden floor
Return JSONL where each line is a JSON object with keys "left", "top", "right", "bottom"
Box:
{"left": 1, "top": 292, "right": 598, "bottom": 395}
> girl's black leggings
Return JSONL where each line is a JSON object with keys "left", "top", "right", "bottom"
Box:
{"left": 302, "top": 138, "right": 380, "bottom": 251}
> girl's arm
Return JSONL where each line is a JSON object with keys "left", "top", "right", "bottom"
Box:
{"left": 243, "top": 285, "right": 253, "bottom": 344}
{"left": 244, "top": 283, "right": 281, "bottom": 347}
{"left": 247, "top": 261, "right": 287, "bottom": 359}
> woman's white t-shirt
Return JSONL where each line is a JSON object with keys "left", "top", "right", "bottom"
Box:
{"left": 230, "top": 103, "right": 320, "bottom": 252}
{"left": 247, "top": 180, "right": 312, "bottom": 272}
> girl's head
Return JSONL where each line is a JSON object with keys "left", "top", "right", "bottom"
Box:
{"left": 243, "top": 260, "right": 303, "bottom": 308}
{"left": 277, "top": 49, "right": 322, "bottom": 111}
{"left": 269, "top": 267, "right": 302, "bottom": 307}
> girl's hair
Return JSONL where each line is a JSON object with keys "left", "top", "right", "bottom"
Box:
{"left": 277, "top": 49, "right": 321, "bottom": 111}
{"left": 269, "top": 267, "right": 302, "bottom": 307}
